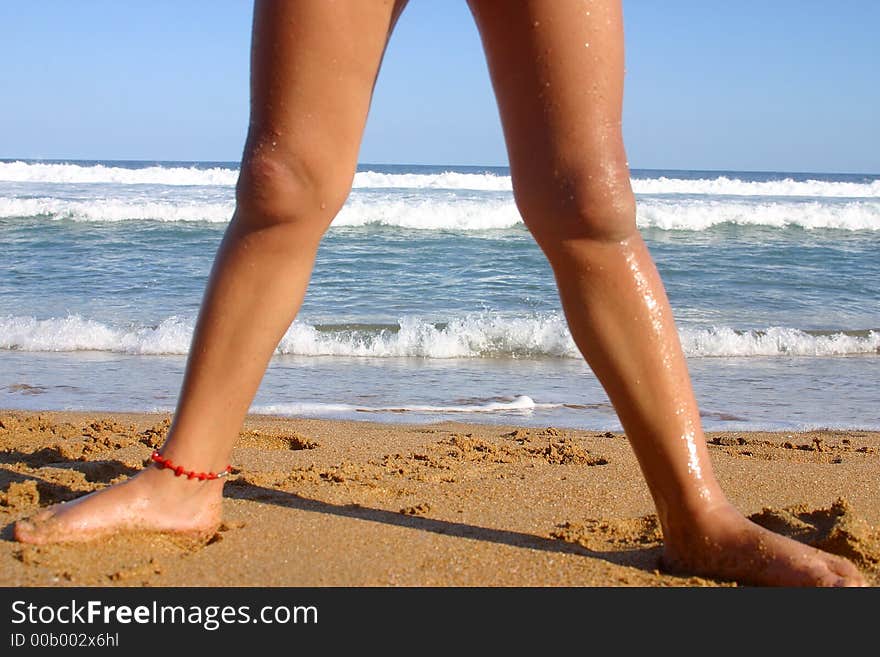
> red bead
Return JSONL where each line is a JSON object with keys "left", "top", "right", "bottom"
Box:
{"left": 147, "top": 453, "right": 231, "bottom": 482}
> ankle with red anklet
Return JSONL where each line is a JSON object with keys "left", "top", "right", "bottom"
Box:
{"left": 150, "top": 451, "right": 232, "bottom": 481}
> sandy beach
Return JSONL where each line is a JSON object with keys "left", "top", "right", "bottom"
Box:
{"left": 0, "top": 409, "right": 878, "bottom": 587}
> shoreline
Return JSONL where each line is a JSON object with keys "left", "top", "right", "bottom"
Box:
{"left": 1, "top": 409, "right": 878, "bottom": 586}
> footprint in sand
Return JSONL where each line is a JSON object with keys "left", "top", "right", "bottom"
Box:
{"left": 236, "top": 429, "right": 318, "bottom": 451}
{"left": 707, "top": 434, "right": 877, "bottom": 463}
{"left": 748, "top": 498, "right": 880, "bottom": 570}
{"left": 550, "top": 515, "right": 662, "bottom": 551}
{"left": 550, "top": 499, "right": 880, "bottom": 580}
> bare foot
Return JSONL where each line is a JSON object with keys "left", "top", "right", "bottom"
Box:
{"left": 13, "top": 466, "right": 223, "bottom": 545}
{"left": 661, "top": 503, "right": 867, "bottom": 587}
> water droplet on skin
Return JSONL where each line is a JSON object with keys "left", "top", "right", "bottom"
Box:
{"left": 585, "top": 42, "right": 590, "bottom": 48}
{"left": 684, "top": 430, "right": 703, "bottom": 479}
{"left": 533, "top": 20, "right": 540, "bottom": 27}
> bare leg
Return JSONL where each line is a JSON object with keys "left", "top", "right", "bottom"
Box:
{"left": 468, "top": 0, "right": 864, "bottom": 586}
{"left": 14, "top": 0, "right": 408, "bottom": 544}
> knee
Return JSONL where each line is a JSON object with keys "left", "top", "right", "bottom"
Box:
{"left": 513, "top": 164, "right": 637, "bottom": 254}
{"left": 235, "top": 142, "right": 353, "bottom": 236}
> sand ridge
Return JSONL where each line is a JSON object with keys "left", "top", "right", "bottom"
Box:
{"left": 1, "top": 410, "right": 878, "bottom": 586}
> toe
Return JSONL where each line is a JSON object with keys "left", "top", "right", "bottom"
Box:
{"left": 814, "top": 568, "right": 845, "bottom": 587}
{"left": 13, "top": 518, "right": 40, "bottom": 544}
{"left": 827, "top": 558, "right": 867, "bottom": 587}
{"left": 832, "top": 561, "right": 868, "bottom": 586}
{"left": 13, "top": 507, "right": 59, "bottom": 544}
{"left": 808, "top": 558, "right": 867, "bottom": 587}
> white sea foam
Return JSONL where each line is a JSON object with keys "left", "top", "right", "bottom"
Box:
{"left": 0, "top": 161, "right": 240, "bottom": 186}
{"left": 0, "top": 315, "right": 194, "bottom": 354}
{"left": 0, "top": 161, "right": 513, "bottom": 190}
{"left": 0, "top": 197, "right": 233, "bottom": 223}
{"left": 334, "top": 196, "right": 520, "bottom": 229}
{"left": 631, "top": 176, "right": 880, "bottom": 198}
{"left": 680, "top": 326, "right": 880, "bottom": 357}
{"left": 2, "top": 314, "right": 877, "bottom": 358}
{"left": 352, "top": 170, "right": 512, "bottom": 191}
{"left": 251, "top": 395, "right": 550, "bottom": 417}
{"left": 3, "top": 195, "right": 879, "bottom": 230}
{"left": 2, "top": 161, "right": 879, "bottom": 197}
{"left": 276, "top": 315, "right": 577, "bottom": 358}
{"left": 637, "top": 198, "right": 880, "bottom": 231}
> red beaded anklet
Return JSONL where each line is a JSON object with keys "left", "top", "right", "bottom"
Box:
{"left": 150, "top": 451, "right": 232, "bottom": 481}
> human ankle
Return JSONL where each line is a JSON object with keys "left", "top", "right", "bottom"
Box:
{"left": 655, "top": 490, "right": 737, "bottom": 539}
{"left": 153, "top": 438, "right": 233, "bottom": 479}
{"left": 662, "top": 501, "right": 745, "bottom": 549}
{"left": 150, "top": 450, "right": 231, "bottom": 482}
{"left": 137, "top": 463, "right": 226, "bottom": 498}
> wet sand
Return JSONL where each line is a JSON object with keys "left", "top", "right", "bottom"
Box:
{"left": 1, "top": 410, "right": 878, "bottom": 587}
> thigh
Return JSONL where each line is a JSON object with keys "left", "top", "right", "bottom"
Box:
{"left": 245, "top": 0, "right": 408, "bottom": 180}
{"left": 467, "top": 1, "right": 632, "bottom": 227}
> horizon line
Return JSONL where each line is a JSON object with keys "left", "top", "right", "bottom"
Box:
{"left": 1, "top": 156, "right": 878, "bottom": 178}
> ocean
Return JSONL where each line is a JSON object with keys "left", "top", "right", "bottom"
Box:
{"left": 1, "top": 159, "right": 878, "bottom": 431}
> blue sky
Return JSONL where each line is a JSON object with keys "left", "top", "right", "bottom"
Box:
{"left": 1, "top": 0, "right": 877, "bottom": 172}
